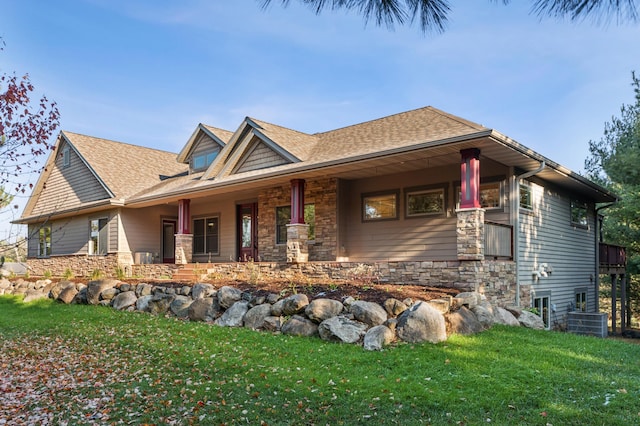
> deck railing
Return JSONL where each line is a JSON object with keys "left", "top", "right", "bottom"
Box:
{"left": 484, "top": 221, "right": 513, "bottom": 259}
{"left": 599, "top": 242, "right": 626, "bottom": 267}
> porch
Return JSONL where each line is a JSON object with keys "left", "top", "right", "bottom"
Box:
{"left": 599, "top": 242, "right": 630, "bottom": 334}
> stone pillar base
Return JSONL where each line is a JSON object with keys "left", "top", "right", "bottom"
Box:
{"left": 175, "top": 233, "right": 193, "bottom": 265}
{"left": 456, "top": 208, "right": 485, "bottom": 261}
{"left": 286, "top": 223, "right": 309, "bottom": 263}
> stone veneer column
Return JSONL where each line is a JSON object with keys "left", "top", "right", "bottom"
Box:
{"left": 456, "top": 207, "right": 485, "bottom": 261}
{"left": 175, "top": 233, "right": 193, "bottom": 265}
{"left": 286, "top": 223, "right": 309, "bottom": 263}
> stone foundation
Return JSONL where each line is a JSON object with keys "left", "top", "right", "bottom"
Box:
{"left": 26, "top": 254, "right": 123, "bottom": 278}
{"left": 456, "top": 208, "right": 485, "bottom": 260}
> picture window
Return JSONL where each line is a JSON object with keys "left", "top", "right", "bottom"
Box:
{"left": 362, "top": 191, "right": 399, "bottom": 221}
{"left": 193, "top": 216, "right": 219, "bottom": 255}
{"left": 406, "top": 187, "right": 445, "bottom": 217}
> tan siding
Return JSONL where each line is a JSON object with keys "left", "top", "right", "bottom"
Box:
{"left": 119, "top": 205, "right": 177, "bottom": 260}
{"left": 30, "top": 141, "right": 111, "bottom": 216}
{"left": 233, "top": 141, "right": 288, "bottom": 174}
{"left": 190, "top": 196, "right": 238, "bottom": 262}
{"left": 518, "top": 180, "right": 597, "bottom": 323}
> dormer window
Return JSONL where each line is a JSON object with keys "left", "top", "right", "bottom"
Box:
{"left": 192, "top": 150, "right": 219, "bottom": 172}
{"left": 62, "top": 146, "right": 71, "bottom": 168}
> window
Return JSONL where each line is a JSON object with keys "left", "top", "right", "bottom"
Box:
{"left": 406, "top": 187, "right": 445, "bottom": 217}
{"left": 519, "top": 183, "right": 533, "bottom": 210}
{"left": 89, "top": 218, "right": 108, "bottom": 255}
{"left": 575, "top": 289, "right": 587, "bottom": 312}
{"left": 192, "top": 150, "right": 219, "bottom": 171}
{"left": 38, "top": 225, "right": 51, "bottom": 257}
{"left": 362, "top": 191, "right": 399, "bottom": 221}
{"left": 193, "top": 216, "right": 219, "bottom": 255}
{"left": 571, "top": 200, "right": 588, "bottom": 227}
{"left": 276, "top": 205, "right": 315, "bottom": 244}
{"left": 455, "top": 180, "right": 503, "bottom": 210}
{"left": 62, "top": 146, "right": 70, "bottom": 168}
{"left": 533, "top": 293, "right": 551, "bottom": 330}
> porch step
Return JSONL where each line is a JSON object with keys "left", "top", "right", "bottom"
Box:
{"left": 172, "top": 264, "right": 207, "bottom": 282}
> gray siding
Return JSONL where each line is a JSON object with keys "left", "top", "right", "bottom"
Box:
{"left": 30, "top": 140, "right": 111, "bottom": 216}
{"left": 233, "top": 141, "right": 289, "bottom": 174}
{"left": 189, "top": 133, "right": 221, "bottom": 171}
{"left": 518, "top": 179, "right": 597, "bottom": 325}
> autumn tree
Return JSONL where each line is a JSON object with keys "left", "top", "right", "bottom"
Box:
{"left": 260, "top": 0, "right": 638, "bottom": 33}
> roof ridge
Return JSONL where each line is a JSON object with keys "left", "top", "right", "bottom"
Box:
{"left": 248, "top": 117, "right": 315, "bottom": 137}
{"left": 425, "top": 107, "right": 486, "bottom": 130}
{"left": 201, "top": 124, "right": 234, "bottom": 134}
{"left": 63, "top": 131, "right": 179, "bottom": 155}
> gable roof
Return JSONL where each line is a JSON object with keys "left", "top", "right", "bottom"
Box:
{"left": 177, "top": 123, "right": 232, "bottom": 164}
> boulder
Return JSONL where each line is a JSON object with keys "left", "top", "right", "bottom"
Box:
{"left": 217, "top": 286, "right": 242, "bottom": 309}
{"left": 215, "top": 300, "right": 249, "bottom": 327}
{"left": 318, "top": 316, "right": 368, "bottom": 343}
{"left": 350, "top": 301, "right": 388, "bottom": 326}
{"left": 147, "top": 294, "right": 174, "bottom": 315}
{"left": 383, "top": 298, "right": 408, "bottom": 317}
{"left": 75, "top": 287, "right": 88, "bottom": 304}
{"left": 135, "top": 283, "right": 154, "bottom": 297}
{"left": 271, "top": 299, "right": 286, "bottom": 316}
{"left": 427, "top": 298, "right": 450, "bottom": 314}
{"left": 86, "top": 279, "right": 119, "bottom": 305}
{"left": 100, "top": 288, "right": 119, "bottom": 301}
{"left": 243, "top": 304, "right": 273, "bottom": 329}
{"left": 58, "top": 286, "right": 79, "bottom": 304}
{"left": 494, "top": 307, "right": 520, "bottom": 326}
{"left": 263, "top": 316, "right": 283, "bottom": 332}
{"left": 363, "top": 325, "right": 396, "bottom": 351}
{"left": 281, "top": 315, "right": 318, "bottom": 337}
{"left": 455, "top": 292, "right": 481, "bottom": 309}
{"left": 179, "top": 286, "right": 191, "bottom": 296}
{"left": 471, "top": 302, "right": 495, "bottom": 329}
{"left": 396, "top": 301, "right": 447, "bottom": 344}
{"left": 305, "top": 298, "right": 344, "bottom": 323}
{"left": 136, "top": 295, "right": 154, "bottom": 312}
{"left": 192, "top": 283, "right": 215, "bottom": 300}
{"left": 23, "top": 290, "right": 48, "bottom": 303}
{"left": 49, "top": 280, "right": 75, "bottom": 300}
{"left": 188, "top": 297, "right": 214, "bottom": 321}
{"left": 518, "top": 310, "right": 545, "bottom": 330}
{"left": 205, "top": 299, "right": 223, "bottom": 322}
{"left": 445, "top": 306, "right": 484, "bottom": 335}
{"left": 281, "top": 294, "right": 309, "bottom": 316}
{"left": 112, "top": 291, "right": 137, "bottom": 311}
{"left": 170, "top": 295, "right": 192, "bottom": 318}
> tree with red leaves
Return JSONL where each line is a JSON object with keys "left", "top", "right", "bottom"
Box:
{"left": 0, "top": 39, "right": 60, "bottom": 209}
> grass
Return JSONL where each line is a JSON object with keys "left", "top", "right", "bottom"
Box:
{"left": 1, "top": 295, "right": 639, "bottom": 425}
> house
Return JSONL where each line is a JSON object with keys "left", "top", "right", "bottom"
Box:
{"left": 16, "top": 106, "right": 621, "bottom": 329}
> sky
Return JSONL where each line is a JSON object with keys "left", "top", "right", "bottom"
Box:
{"left": 1, "top": 0, "right": 639, "bottom": 242}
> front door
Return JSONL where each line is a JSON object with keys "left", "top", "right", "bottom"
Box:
{"left": 237, "top": 203, "right": 258, "bottom": 261}
{"left": 162, "top": 219, "right": 176, "bottom": 263}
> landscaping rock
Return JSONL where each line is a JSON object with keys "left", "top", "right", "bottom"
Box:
{"left": 100, "top": 288, "right": 119, "bottom": 301}
{"left": 350, "top": 300, "right": 388, "bottom": 326}
{"left": 191, "top": 283, "right": 215, "bottom": 300}
{"left": 266, "top": 293, "right": 280, "bottom": 304}
{"left": 363, "top": 325, "right": 395, "bottom": 351}
{"left": 305, "top": 298, "right": 344, "bottom": 323}
{"left": 215, "top": 300, "right": 249, "bottom": 327}
{"left": 471, "top": 302, "right": 495, "bottom": 328}
{"left": 135, "top": 283, "right": 153, "bottom": 297}
{"left": 86, "top": 279, "right": 119, "bottom": 305}
{"left": 342, "top": 296, "right": 356, "bottom": 307}
{"left": 120, "top": 284, "right": 131, "bottom": 292}
{"left": 58, "top": 286, "right": 79, "bottom": 304}
{"left": 217, "top": 286, "right": 242, "bottom": 309}
{"left": 445, "top": 306, "right": 484, "bottom": 335}
{"left": 205, "top": 299, "right": 223, "bottom": 322}
{"left": 23, "top": 290, "right": 48, "bottom": 303}
{"left": 136, "top": 295, "right": 154, "bottom": 312}
{"left": 179, "top": 286, "right": 191, "bottom": 296}
{"left": 263, "top": 316, "right": 283, "bottom": 332}
{"left": 112, "top": 291, "right": 137, "bottom": 311}
{"left": 455, "top": 292, "right": 481, "bottom": 309}
{"left": 383, "top": 298, "right": 408, "bottom": 317}
{"left": 75, "top": 287, "right": 88, "bottom": 304}
{"left": 518, "top": 310, "right": 545, "bottom": 330}
{"left": 396, "top": 301, "right": 447, "bottom": 344}
{"left": 170, "top": 295, "right": 192, "bottom": 318}
{"left": 270, "top": 299, "right": 286, "bottom": 316}
{"left": 188, "top": 297, "right": 214, "bottom": 321}
{"left": 49, "top": 280, "right": 74, "bottom": 299}
{"left": 494, "top": 307, "right": 520, "bottom": 326}
{"left": 147, "top": 294, "right": 174, "bottom": 315}
{"left": 243, "top": 304, "right": 273, "bottom": 329}
{"left": 281, "top": 315, "right": 318, "bottom": 337}
{"left": 281, "top": 294, "right": 309, "bottom": 316}
{"left": 427, "top": 298, "right": 450, "bottom": 314}
{"left": 318, "top": 316, "right": 368, "bottom": 343}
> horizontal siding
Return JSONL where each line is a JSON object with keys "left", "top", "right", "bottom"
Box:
{"left": 190, "top": 196, "right": 238, "bottom": 262}
{"left": 518, "top": 180, "right": 597, "bottom": 322}
{"left": 233, "top": 141, "right": 288, "bottom": 174}
{"left": 119, "top": 205, "right": 177, "bottom": 258}
{"left": 31, "top": 141, "right": 111, "bottom": 216}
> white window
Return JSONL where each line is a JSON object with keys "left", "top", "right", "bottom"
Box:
{"left": 89, "top": 218, "right": 108, "bottom": 255}
{"left": 519, "top": 183, "right": 533, "bottom": 210}
{"left": 571, "top": 200, "right": 588, "bottom": 227}
{"left": 533, "top": 293, "right": 551, "bottom": 330}
{"left": 406, "top": 187, "right": 445, "bottom": 217}
{"left": 38, "top": 225, "right": 51, "bottom": 257}
{"left": 575, "top": 289, "right": 587, "bottom": 312}
{"left": 193, "top": 216, "right": 219, "bottom": 255}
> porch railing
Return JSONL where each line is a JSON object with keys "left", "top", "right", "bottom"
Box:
{"left": 484, "top": 221, "right": 513, "bottom": 259}
{"left": 599, "top": 242, "right": 626, "bottom": 267}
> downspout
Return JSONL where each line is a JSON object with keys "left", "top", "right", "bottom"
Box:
{"left": 513, "top": 161, "right": 546, "bottom": 306}
{"left": 595, "top": 202, "right": 616, "bottom": 312}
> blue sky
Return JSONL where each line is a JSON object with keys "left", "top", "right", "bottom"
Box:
{"left": 1, "top": 0, "right": 639, "bottom": 241}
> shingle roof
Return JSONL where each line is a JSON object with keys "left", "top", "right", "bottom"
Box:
{"left": 64, "top": 132, "right": 188, "bottom": 199}
{"left": 248, "top": 118, "right": 318, "bottom": 161}
{"left": 201, "top": 125, "right": 234, "bottom": 144}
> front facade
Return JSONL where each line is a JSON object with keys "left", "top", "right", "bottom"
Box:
{"left": 16, "top": 107, "right": 617, "bottom": 329}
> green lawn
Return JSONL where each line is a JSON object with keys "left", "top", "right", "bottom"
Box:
{"left": 1, "top": 295, "right": 639, "bottom": 425}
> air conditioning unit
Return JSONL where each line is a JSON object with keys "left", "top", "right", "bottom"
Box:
{"left": 134, "top": 252, "right": 154, "bottom": 264}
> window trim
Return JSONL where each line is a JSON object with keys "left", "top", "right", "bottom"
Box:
{"left": 575, "top": 288, "right": 588, "bottom": 312}
{"left": 38, "top": 225, "right": 52, "bottom": 258}
{"left": 362, "top": 190, "right": 400, "bottom": 222}
{"left": 62, "top": 146, "right": 70, "bottom": 168}
{"left": 570, "top": 200, "right": 588, "bottom": 228}
{"left": 192, "top": 215, "right": 220, "bottom": 255}
{"left": 454, "top": 176, "right": 505, "bottom": 211}
{"left": 519, "top": 182, "right": 533, "bottom": 211}
{"left": 192, "top": 150, "right": 219, "bottom": 172}
{"left": 405, "top": 184, "right": 447, "bottom": 218}
{"left": 532, "top": 291, "right": 551, "bottom": 330}
{"left": 88, "top": 217, "right": 109, "bottom": 256}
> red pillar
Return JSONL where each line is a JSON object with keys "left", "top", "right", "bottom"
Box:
{"left": 290, "top": 179, "right": 305, "bottom": 224}
{"left": 178, "top": 199, "right": 191, "bottom": 234}
{"left": 460, "top": 148, "right": 481, "bottom": 209}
